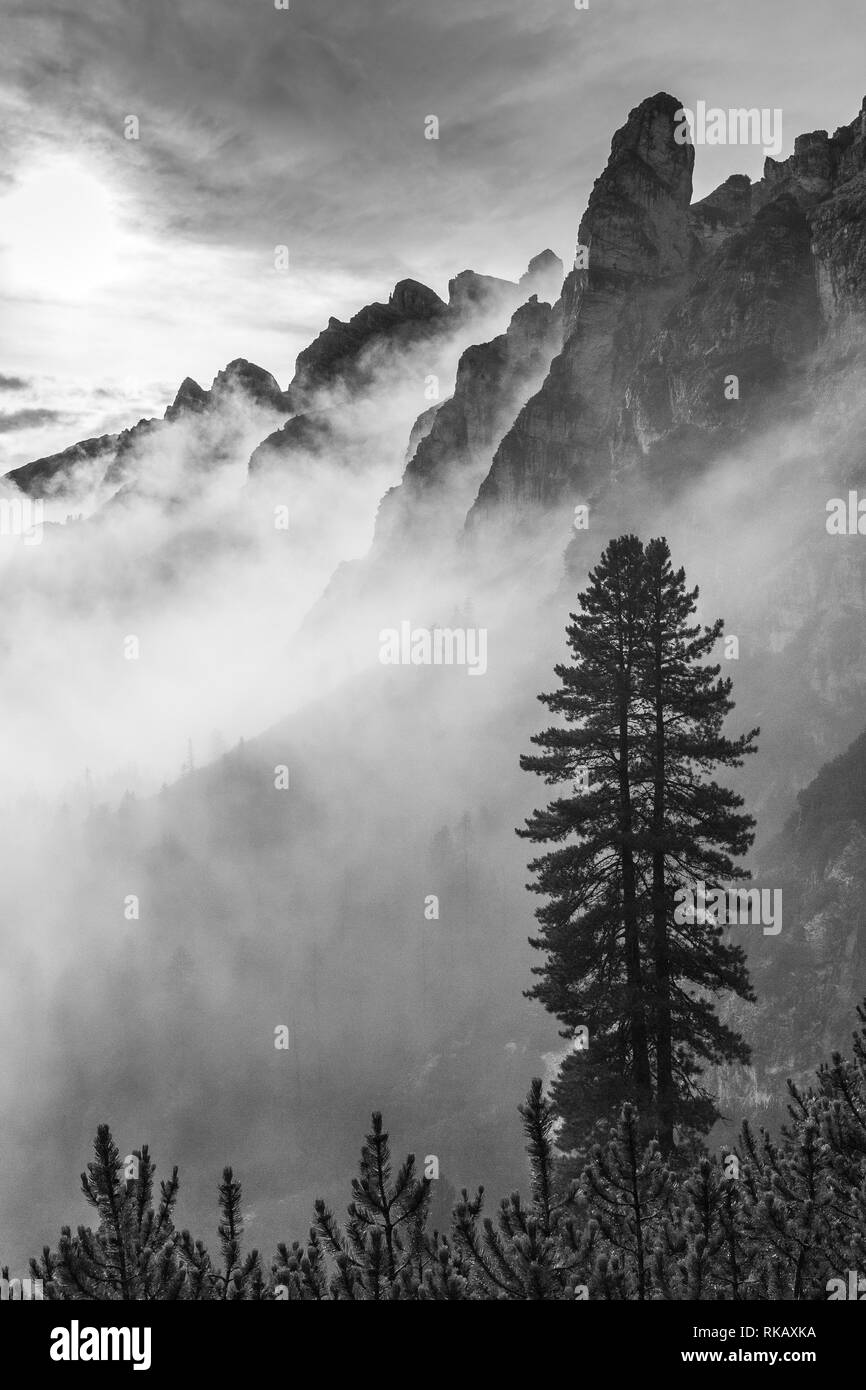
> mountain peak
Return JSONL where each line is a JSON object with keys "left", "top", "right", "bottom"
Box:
{"left": 287, "top": 278, "right": 450, "bottom": 408}
{"left": 519, "top": 249, "right": 564, "bottom": 303}
{"left": 575, "top": 91, "right": 694, "bottom": 288}
{"left": 388, "top": 279, "right": 448, "bottom": 317}
{"left": 210, "top": 359, "right": 289, "bottom": 411}
{"left": 523, "top": 248, "right": 560, "bottom": 272}
{"left": 447, "top": 268, "right": 518, "bottom": 313}
{"left": 164, "top": 376, "right": 208, "bottom": 422}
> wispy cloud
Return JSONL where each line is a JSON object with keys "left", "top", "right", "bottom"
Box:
{"left": 0, "top": 406, "right": 65, "bottom": 434}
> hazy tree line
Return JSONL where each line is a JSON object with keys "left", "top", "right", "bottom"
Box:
{"left": 14, "top": 1001, "right": 866, "bottom": 1300}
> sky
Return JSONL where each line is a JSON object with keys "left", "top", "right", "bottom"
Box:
{"left": 0, "top": 0, "right": 864, "bottom": 469}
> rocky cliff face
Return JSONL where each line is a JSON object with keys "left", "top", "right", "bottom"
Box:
{"left": 613, "top": 108, "right": 866, "bottom": 489}
{"left": 370, "top": 294, "right": 562, "bottom": 558}
{"left": 618, "top": 193, "right": 820, "bottom": 466}
{"left": 465, "top": 94, "right": 866, "bottom": 528}
{"left": 466, "top": 95, "right": 696, "bottom": 521}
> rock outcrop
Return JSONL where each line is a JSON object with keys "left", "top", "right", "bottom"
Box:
{"left": 164, "top": 377, "right": 209, "bottom": 423}
{"left": 447, "top": 269, "right": 518, "bottom": 316}
{"left": 209, "top": 359, "right": 291, "bottom": 414}
{"left": 286, "top": 279, "right": 450, "bottom": 412}
{"left": 467, "top": 93, "right": 696, "bottom": 522}
{"left": 519, "top": 249, "right": 564, "bottom": 304}
{"left": 465, "top": 93, "right": 866, "bottom": 530}
{"left": 371, "top": 294, "right": 563, "bottom": 557}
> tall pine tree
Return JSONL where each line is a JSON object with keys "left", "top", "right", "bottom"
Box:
{"left": 521, "top": 535, "right": 757, "bottom": 1153}
{"left": 520, "top": 536, "right": 654, "bottom": 1135}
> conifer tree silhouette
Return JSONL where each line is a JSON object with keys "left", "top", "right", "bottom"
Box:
{"left": 522, "top": 535, "right": 757, "bottom": 1153}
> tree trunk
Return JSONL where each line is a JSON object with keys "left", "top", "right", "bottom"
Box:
{"left": 618, "top": 671, "right": 653, "bottom": 1127}
{"left": 651, "top": 595, "right": 675, "bottom": 1155}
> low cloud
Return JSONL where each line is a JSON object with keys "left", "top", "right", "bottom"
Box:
{"left": 0, "top": 406, "right": 64, "bottom": 434}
